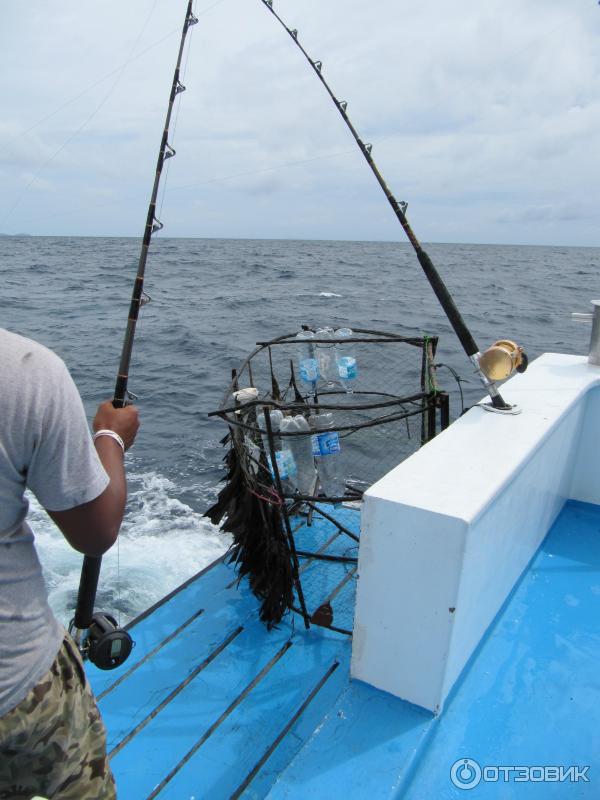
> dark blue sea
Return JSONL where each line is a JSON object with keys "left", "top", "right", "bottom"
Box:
{"left": 1, "top": 235, "right": 597, "bottom": 625}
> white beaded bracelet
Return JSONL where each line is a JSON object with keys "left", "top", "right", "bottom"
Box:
{"left": 93, "top": 429, "right": 125, "bottom": 454}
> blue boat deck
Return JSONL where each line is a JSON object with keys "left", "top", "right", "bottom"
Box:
{"left": 86, "top": 500, "right": 600, "bottom": 799}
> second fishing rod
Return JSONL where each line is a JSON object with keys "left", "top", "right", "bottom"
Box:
{"left": 260, "top": 0, "right": 527, "bottom": 411}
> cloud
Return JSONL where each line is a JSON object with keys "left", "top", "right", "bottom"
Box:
{"left": 495, "top": 203, "right": 594, "bottom": 225}
{"left": 0, "top": 0, "right": 598, "bottom": 244}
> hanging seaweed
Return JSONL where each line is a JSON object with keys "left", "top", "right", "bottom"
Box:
{"left": 206, "top": 430, "right": 296, "bottom": 628}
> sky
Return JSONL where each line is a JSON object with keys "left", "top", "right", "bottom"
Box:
{"left": 1, "top": 0, "right": 599, "bottom": 245}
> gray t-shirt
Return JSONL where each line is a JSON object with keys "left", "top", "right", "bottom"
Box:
{"left": 0, "top": 329, "right": 109, "bottom": 717}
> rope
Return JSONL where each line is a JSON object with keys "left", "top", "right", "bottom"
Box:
{"left": 248, "top": 486, "right": 284, "bottom": 506}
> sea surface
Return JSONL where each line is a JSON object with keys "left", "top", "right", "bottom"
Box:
{"left": 0, "top": 235, "right": 597, "bottom": 626}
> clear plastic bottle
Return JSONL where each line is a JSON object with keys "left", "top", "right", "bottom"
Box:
{"left": 315, "top": 327, "right": 337, "bottom": 387}
{"left": 256, "top": 409, "right": 297, "bottom": 490}
{"left": 243, "top": 436, "right": 261, "bottom": 475}
{"left": 234, "top": 387, "right": 261, "bottom": 474}
{"left": 280, "top": 415, "right": 317, "bottom": 495}
{"left": 311, "top": 412, "right": 345, "bottom": 500}
{"left": 335, "top": 328, "right": 358, "bottom": 393}
{"left": 296, "top": 330, "right": 320, "bottom": 385}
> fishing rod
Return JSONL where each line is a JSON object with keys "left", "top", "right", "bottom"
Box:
{"left": 260, "top": 0, "right": 527, "bottom": 411}
{"left": 69, "top": 0, "right": 198, "bottom": 670}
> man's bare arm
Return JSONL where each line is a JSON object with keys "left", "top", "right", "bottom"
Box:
{"left": 47, "top": 402, "right": 140, "bottom": 556}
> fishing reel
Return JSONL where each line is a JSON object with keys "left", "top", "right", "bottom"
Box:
{"left": 71, "top": 613, "right": 133, "bottom": 670}
{"left": 473, "top": 339, "right": 528, "bottom": 415}
{"left": 478, "top": 340, "right": 528, "bottom": 382}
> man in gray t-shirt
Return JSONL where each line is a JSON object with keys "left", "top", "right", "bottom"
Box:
{"left": 0, "top": 328, "right": 139, "bottom": 799}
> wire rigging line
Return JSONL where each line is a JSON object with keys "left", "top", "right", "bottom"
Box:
{"left": 4, "top": 0, "right": 227, "bottom": 151}
{"left": 166, "top": 147, "right": 358, "bottom": 193}
{"left": 1, "top": 0, "right": 227, "bottom": 229}
{"left": 37, "top": 142, "right": 360, "bottom": 227}
{"left": 5, "top": 33, "right": 177, "bottom": 150}
{"left": 157, "top": 0, "right": 198, "bottom": 226}
{"left": 436, "top": 363, "right": 467, "bottom": 415}
{"left": 109, "top": 0, "right": 161, "bottom": 626}
{"left": 1, "top": 1, "right": 161, "bottom": 227}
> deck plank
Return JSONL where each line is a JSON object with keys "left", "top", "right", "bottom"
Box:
{"left": 265, "top": 680, "right": 433, "bottom": 800}
{"left": 91, "top": 508, "right": 361, "bottom": 799}
{"left": 152, "top": 627, "right": 349, "bottom": 800}
{"left": 108, "top": 622, "right": 292, "bottom": 799}
{"left": 99, "top": 582, "right": 255, "bottom": 752}
{"left": 88, "top": 558, "right": 238, "bottom": 698}
{"left": 108, "top": 620, "right": 347, "bottom": 800}
{"left": 324, "top": 569, "right": 358, "bottom": 633}
{"left": 240, "top": 658, "right": 351, "bottom": 799}
{"left": 294, "top": 506, "right": 360, "bottom": 556}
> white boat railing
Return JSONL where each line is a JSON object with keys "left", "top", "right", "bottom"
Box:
{"left": 352, "top": 352, "right": 600, "bottom": 713}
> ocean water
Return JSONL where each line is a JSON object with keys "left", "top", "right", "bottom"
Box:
{"left": 0, "top": 235, "right": 597, "bottom": 626}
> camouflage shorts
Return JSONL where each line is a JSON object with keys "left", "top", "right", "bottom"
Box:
{"left": 0, "top": 634, "right": 116, "bottom": 800}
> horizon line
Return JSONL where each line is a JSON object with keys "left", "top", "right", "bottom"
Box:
{"left": 0, "top": 232, "right": 598, "bottom": 249}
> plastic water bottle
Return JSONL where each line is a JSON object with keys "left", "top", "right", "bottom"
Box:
{"left": 311, "top": 412, "right": 345, "bottom": 500}
{"left": 256, "top": 408, "right": 283, "bottom": 453}
{"left": 256, "top": 409, "right": 297, "bottom": 490}
{"left": 233, "top": 387, "right": 262, "bottom": 474}
{"left": 296, "top": 330, "right": 320, "bottom": 384}
{"left": 315, "top": 327, "right": 337, "bottom": 387}
{"left": 335, "top": 328, "right": 358, "bottom": 393}
{"left": 243, "top": 436, "right": 261, "bottom": 475}
{"left": 280, "top": 415, "right": 317, "bottom": 495}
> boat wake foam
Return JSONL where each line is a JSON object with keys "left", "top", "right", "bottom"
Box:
{"left": 28, "top": 470, "right": 230, "bottom": 627}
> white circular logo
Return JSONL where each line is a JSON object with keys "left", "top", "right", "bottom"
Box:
{"left": 450, "top": 758, "right": 482, "bottom": 790}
